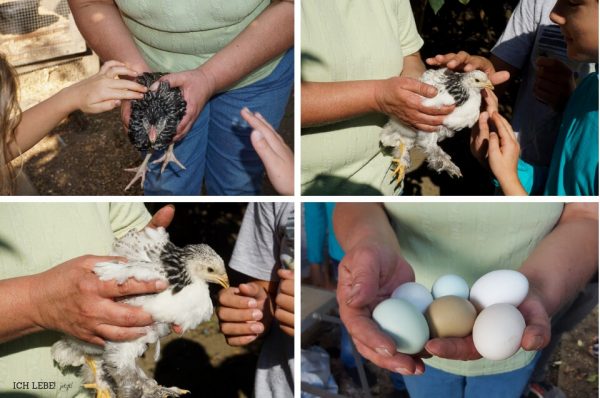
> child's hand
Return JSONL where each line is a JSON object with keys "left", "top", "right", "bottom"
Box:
{"left": 486, "top": 112, "right": 526, "bottom": 195}
{"left": 275, "top": 269, "right": 294, "bottom": 336}
{"left": 216, "top": 282, "right": 271, "bottom": 346}
{"left": 68, "top": 60, "right": 148, "bottom": 114}
{"left": 426, "top": 51, "right": 510, "bottom": 85}
{"left": 241, "top": 107, "right": 294, "bottom": 195}
{"left": 534, "top": 56, "right": 575, "bottom": 112}
{"left": 470, "top": 90, "right": 499, "bottom": 167}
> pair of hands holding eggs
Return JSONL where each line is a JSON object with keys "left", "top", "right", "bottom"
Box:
{"left": 373, "top": 270, "right": 530, "bottom": 361}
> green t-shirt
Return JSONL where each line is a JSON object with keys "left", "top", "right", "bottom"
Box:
{"left": 0, "top": 203, "right": 151, "bottom": 397}
{"left": 384, "top": 202, "right": 564, "bottom": 376}
{"left": 114, "top": 0, "right": 284, "bottom": 90}
{"left": 301, "top": 0, "right": 424, "bottom": 195}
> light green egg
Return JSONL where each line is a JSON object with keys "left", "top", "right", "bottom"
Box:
{"left": 372, "top": 298, "right": 430, "bottom": 354}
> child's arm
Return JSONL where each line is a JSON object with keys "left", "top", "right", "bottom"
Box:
{"left": 8, "top": 61, "right": 146, "bottom": 160}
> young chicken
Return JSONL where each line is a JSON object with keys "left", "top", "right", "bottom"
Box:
{"left": 380, "top": 68, "right": 494, "bottom": 189}
{"left": 125, "top": 73, "right": 187, "bottom": 191}
{"left": 51, "top": 227, "right": 229, "bottom": 398}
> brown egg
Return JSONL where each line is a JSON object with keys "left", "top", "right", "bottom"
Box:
{"left": 425, "top": 296, "right": 477, "bottom": 338}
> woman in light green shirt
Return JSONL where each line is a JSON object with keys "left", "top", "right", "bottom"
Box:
{"left": 0, "top": 203, "right": 170, "bottom": 397}
{"left": 301, "top": 0, "right": 454, "bottom": 195}
{"left": 70, "top": 1, "right": 294, "bottom": 195}
{"left": 333, "top": 202, "right": 597, "bottom": 396}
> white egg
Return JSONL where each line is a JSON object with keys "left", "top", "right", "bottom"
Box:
{"left": 372, "top": 298, "right": 430, "bottom": 355}
{"left": 391, "top": 282, "right": 434, "bottom": 313}
{"left": 472, "top": 303, "right": 526, "bottom": 360}
{"left": 431, "top": 274, "right": 469, "bottom": 299}
{"left": 470, "top": 269, "right": 529, "bottom": 311}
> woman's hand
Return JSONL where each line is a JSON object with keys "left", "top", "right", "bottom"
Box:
{"left": 68, "top": 61, "right": 148, "bottom": 114}
{"left": 337, "top": 240, "right": 423, "bottom": 374}
{"left": 426, "top": 51, "right": 510, "bottom": 86}
{"left": 150, "top": 68, "right": 216, "bottom": 141}
{"left": 374, "top": 77, "right": 454, "bottom": 132}
{"left": 28, "top": 255, "right": 167, "bottom": 346}
{"left": 241, "top": 107, "right": 294, "bottom": 195}
{"left": 425, "top": 288, "right": 550, "bottom": 360}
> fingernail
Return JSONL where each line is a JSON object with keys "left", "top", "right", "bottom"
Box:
{"left": 241, "top": 107, "right": 250, "bottom": 114}
{"left": 156, "top": 280, "right": 168, "bottom": 290}
{"left": 252, "top": 310, "right": 262, "bottom": 320}
{"left": 248, "top": 299, "right": 257, "bottom": 308}
{"left": 250, "top": 323, "right": 264, "bottom": 333}
{"left": 375, "top": 347, "right": 392, "bottom": 357}
{"left": 415, "top": 367, "right": 424, "bottom": 375}
{"left": 395, "top": 368, "right": 410, "bottom": 375}
{"left": 345, "top": 283, "right": 361, "bottom": 304}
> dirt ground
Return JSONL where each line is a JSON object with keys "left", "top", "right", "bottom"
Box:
{"left": 303, "top": 305, "right": 598, "bottom": 398}
{"left": 14, "top": 91, "right": 294, "bottom": 196}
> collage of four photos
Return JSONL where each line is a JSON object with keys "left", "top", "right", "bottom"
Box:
{"left": 0, "top": 1, "right": 598, "bottom": 398}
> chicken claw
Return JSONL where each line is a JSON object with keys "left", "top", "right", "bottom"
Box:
{"left": 152, "top": 143, "right": 186, "bottom": 174}
{"left": 124, "top": 153, "right": 152, "bottom": 191}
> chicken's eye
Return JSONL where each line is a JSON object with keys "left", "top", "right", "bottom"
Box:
{"left": 208, "top": 267, "right": 214, "bottom": 273}
{"left": 475, "top": 79, "right": 480, "bottom": 82}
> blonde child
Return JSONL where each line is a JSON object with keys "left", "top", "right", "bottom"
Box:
{"left": 0, "top": 54, "right": 147, "bottom": 194}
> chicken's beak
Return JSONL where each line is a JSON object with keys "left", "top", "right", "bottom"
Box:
{"left": 483, "top": 81, "right": 495, "bottom": 90}
{"left": 216, "top": 274, "right": 230, "bottom": 289}
{"left": 148, "top": 126, "right": 158, "bottom": 143}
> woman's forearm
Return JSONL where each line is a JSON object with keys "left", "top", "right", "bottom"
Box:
{"left": 199, "top": 0, "right": 294, "bottom": 94}
{"left": 0, "top": 275, "right": 42, "bottom": 343}
{"left": 9, "top": 88, "right": 78, "bottom": 159}
{"left": 68, "top": 0, "right": 149, "bottom": 72}
{"left": 301, "top": 80, "right": 383, "bottom": 127}
{"left": 333, "top": 203, "right": 399, "bottom": 253}
{"left": 519, "top": 203, "right": 598, "bottom": 316}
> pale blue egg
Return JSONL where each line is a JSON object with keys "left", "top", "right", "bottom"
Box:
{"left": 432, "top": 274, "right": 469, "bottom": 299}
{"left": 391, "top": 282, "right": 433, "bottom": 313}
{"left": 372, "top": 298, "right": 430, "bottom": 354}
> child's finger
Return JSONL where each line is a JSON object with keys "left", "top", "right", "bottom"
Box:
{"left": 87, "top": 100, "right": 120, "bottom": 113}
{"left": 104, "top": 88, "right": 145, "bottom": 101}
{"left": 225, "top": 335, "right": 258, "bottom": 346}
{"left": 488, "top": 132, "right": 501, "bottom": 157}
{"left": 99, "top": 60, "right": 126, "bottom": 73}
{"left": 218, "top": 288, "right": 258, "bottom": 309}
{"left": 103, "top": 65, "right": 140, "bottom": 79}
{"left": 492, "top": 112, "right": 517, "bottom": 141}
{"left": 217, "top": 306, "right": 263, "bottom": 323}
{"left": 219, "top": 321, "right": 264, "bottom": 336}
{"left": 108, "top": 79, "right": 148, "bottom": 93}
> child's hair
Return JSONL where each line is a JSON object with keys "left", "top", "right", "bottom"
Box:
{"left": 0, "top": 52, "right": 21, "bottom": 195}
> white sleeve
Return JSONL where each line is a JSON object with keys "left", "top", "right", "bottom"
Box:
{"left": 491, "top": 0, "right": 539, "bottom": 70}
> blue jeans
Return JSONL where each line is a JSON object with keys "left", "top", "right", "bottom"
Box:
{"left": 402, "top": 352, "right": 541, "bottom": 398}
{"left": 144, "top": 48, "right": 294, "bottom": 195}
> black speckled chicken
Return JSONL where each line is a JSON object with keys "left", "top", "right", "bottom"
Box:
{"left": 125, "top": 73, "right": 187, "bottom": 191}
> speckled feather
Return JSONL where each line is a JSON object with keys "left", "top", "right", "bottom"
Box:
{"left": 128, "top": 73, "right": 187, "bottom": 152}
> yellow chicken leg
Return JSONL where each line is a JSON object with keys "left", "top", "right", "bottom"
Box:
{"left": 83, "top": 356, "right": 112, "bottom": 398}
{"left": 390, "top": 143, "right": 406, "bottom": 183}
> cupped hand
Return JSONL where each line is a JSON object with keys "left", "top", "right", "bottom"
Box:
{"left": 534, "top": 56, "right": 575, "bottom": 112}
{"left": 426, "top": 51, "right": 510, "bottom": 85}
{"left": 374, "top": 76, "right": 454, "bottom": 132}
{"left": 29, "top": 255, "right": 168, "bottom": 346}
{"left": 425, "top": 288, "right": 550, "bottom": 360}
{"left": 72, "top": 60, "right": 148, "bottom": 114}
{"left": 216, "top": 282, "right": 271, "bottom": 346}
{"left": 337, "top": 241, "right": 424, "bottom": 375}
{"left": 150, "top": 68, "right": 216, "bottom": 142}
{"left": 275, "top": 268, "right": 294, "bottom": 336}
{"left": 241, "top": 107, "right": 294, "bottom": 195}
